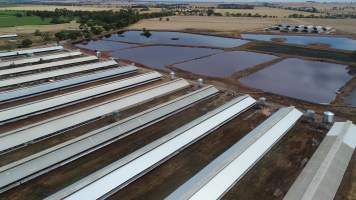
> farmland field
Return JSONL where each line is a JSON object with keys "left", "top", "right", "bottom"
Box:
{"left": 0, "top": 11, "right": 52, "bottom": 27}
{"left": 129, "top": 16, "right": 356, "bottom": 35}
{"left": 0, "top": 4, "right": 162, "bottom": 13}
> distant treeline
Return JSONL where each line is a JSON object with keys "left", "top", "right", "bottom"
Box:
{"left": 284, "top": 6, "right": 319, "bottom": 13}
{"left": 217, "top": 4, "right": 254, "bottom": 9}
{"left": 288, "top": 13, "right": 356, "bottom": 19}
{"left": 25, "top": 8, "right": 172, "bottom": 41}
{"left": 154, "top": 3, "right": 189, "bottom": 9}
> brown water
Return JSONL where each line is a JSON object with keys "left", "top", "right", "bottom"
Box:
{"left": 111, "top": 46, "right": 223, "bottom": 71}
{"left": 173, "top": 51, "right": 278, "bottom": 77}
{"left": 240, "top": 58, "right": 353, "bottom": 104}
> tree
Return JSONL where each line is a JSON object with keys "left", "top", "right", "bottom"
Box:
{"left": 83, "top": 31, "right": 93, "bottom": 40}
{"left": 103, "top": 24, "right": 113, "bottom": 32}
{"left": 55, "top": 31, "right": 67, "bottom": 41}
{"left": 141, "top": 28, "right": 152, "bottom": 38}
{"left": 207, "top": 9, "right": 214, "bottom": 16}
{"left": 15, "top": 12, "right": 23, "bottom": 18}
{"left": 91, "top": 26, "right": 104, "bottom": 35}
{"left": 21, "top": 39, "right": 32, "bottom": 48}
{"left": 51, "top": 17, "right": 62, "bottom": 24}
{"left": 41, "top": 32, "right": 51, "bottom": 42}
{"left": 68, "top": 31, "right": 81, "bottom": 40}
{"left": 34, "top": 29, "right": 41, "bottom": 36}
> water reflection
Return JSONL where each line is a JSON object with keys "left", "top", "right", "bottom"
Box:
{"left": 173, "top": 51, "right": 277, "bottom": 77}
{"left": 75, "top": 40, "right": 136, "bottom": 51}
{"left": 111, "top": 46, "right": 223, "bottom": 71}
{"left": 240, "top": 58, "right": 353, "bottom": 104}
{"left": 241, "top": 34, "right": 356, "bottom": 51}
{"left": 105, "top": 31, "right": 249, "bottom": 48}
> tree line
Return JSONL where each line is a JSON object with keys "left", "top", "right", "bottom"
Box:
{"left": 25, "top": 8, "right": 172, "bottom": 41}
{"left": 288, "top": 13, "right": 356, "bottom": 19}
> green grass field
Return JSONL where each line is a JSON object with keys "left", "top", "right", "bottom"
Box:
{"left": 0, "top": 11, "right": 52, "bottom": 27}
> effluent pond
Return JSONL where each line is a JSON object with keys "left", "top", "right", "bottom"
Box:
{"left": 173, "top": 51, "right": 278, "bottom": 77}
{"left": 75, "top": 40, "right": 136, "bottom": 51}
{"left": 111, "top": 46, "right": 223, "bottom": 71}
{"left": 241, "top": 34, "right": 356, "bottom": 51}
{"left": 104, "top": 31, "right": 249, "bottom": 48}
{"left": 240, "top": 58, "right": 353, "bottom": 104}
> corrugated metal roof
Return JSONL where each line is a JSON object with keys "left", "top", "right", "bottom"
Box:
{"left": 0, "top": 79, "right": 190, "bottom": 153}
{"left": 0, "top": 34, "right": 17, "bottom": 39}
{"left": 166, "top": 107, "right": 302, "bottom": 200}
{"left": 0, "top": 46, "right": 63, "bottom": 58}
{"left": 0, "top": 56, "right": 98, "bottom": 77}
{"left": 0, "top": 60, "right": 117, "bottom": 88}
{"left": 0, "top": 85, "right": 219, "bottom": 193}
{"left": 49, "top": 95, "right": 255, "bottom": 200}
{"left": 284, "top": 121, "right": 356, "bottom": 200}
{"left": 0, "top": 66, "right": 137, "bottom": 102}
{"left": 0, "top": 72, "right": 162, "bottom": 123}
{"left": 0, "top": 51, "right": 82, "bottom": 69}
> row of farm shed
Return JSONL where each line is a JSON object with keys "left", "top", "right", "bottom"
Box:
{"left": 0, "top": 45, "right": 354, "bottom": 200}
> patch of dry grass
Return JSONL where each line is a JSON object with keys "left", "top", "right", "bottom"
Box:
{"left": 0, "top": 20, "right": 79, "bottom": 34}
{"left": 129, "top": 16, "right": 356, "bottom": 35}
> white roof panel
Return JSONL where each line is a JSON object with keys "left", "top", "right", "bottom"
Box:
{"left": 284, "top": 121, "right": 356, "bottom": 200}
{"left": 0, "top": 86, "right": 219, "bottom": 192}
{"left": 0, "top": 34, "right": 17, "bottom": 39}
{"left": 0, "top": 66, "right": 137, "bottom": 102}
{"left": 0, "top": 46, "right": 63, "bottom": 58}
{"left": 166, "top": 107, "right": 302, "bottom": 200}
{"left": 51, "top": 95, "right": 255, "bottom": 200}
{"left": 0, "top": 79, "right": 190, "bottom": 153}
{"left": 0, "top": 56, "right": 98, "bottom": 77}
{"left": 0, "top": 51, "right": 82, "bottom": 69}
{"left": 343, "top": 123, "right": 356, "bottom": 148}
{"left": 0, "top": 60, "right": 117, "bottom": 88}
{"left": 0, "top": 72, "right": 162, "bottom": 123}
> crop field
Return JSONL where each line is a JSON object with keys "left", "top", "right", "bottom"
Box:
{"left": 0, "top": 4, "right": 162, "bottom": 13}
{"left": 0, "top": 11, "right": 52, "bottom": 27}
{"left": 0, "top": 21, "right": 79, "bottom": 35}
{"left": 129, "top": 16, "right": 356, "bottom": 35}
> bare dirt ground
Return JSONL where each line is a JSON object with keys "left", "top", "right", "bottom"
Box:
{"left": 129, "top": 16, "right": 356, "bottom": 35}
